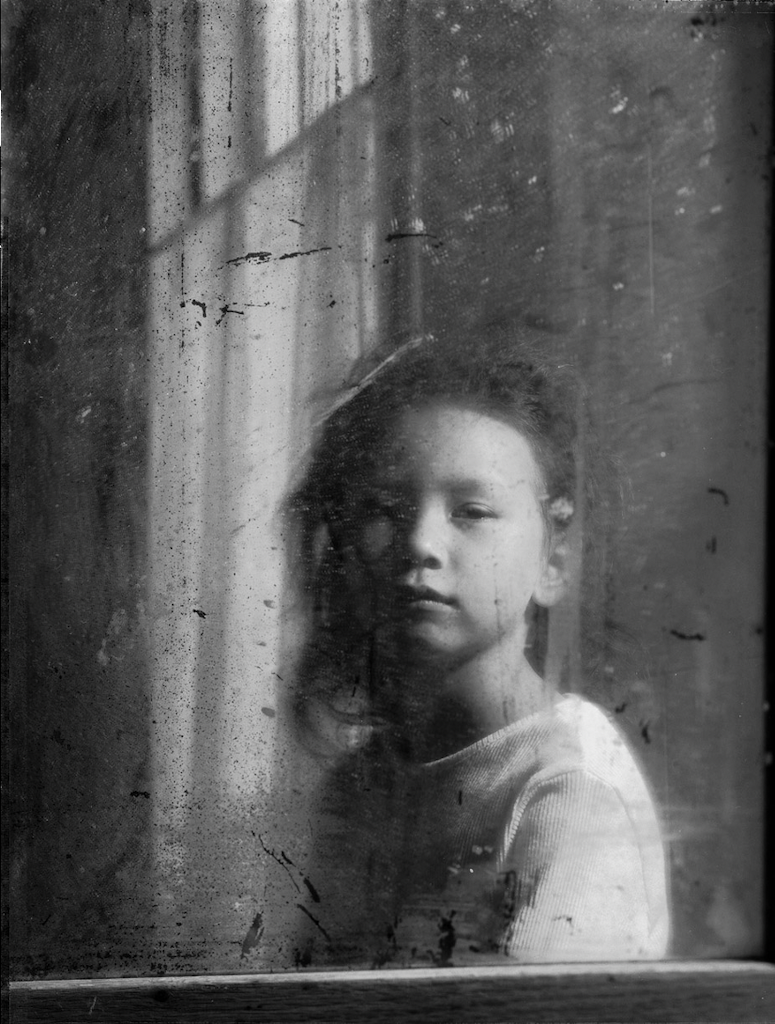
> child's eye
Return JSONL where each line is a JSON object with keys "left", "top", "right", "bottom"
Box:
{"left": 362, "top": 494, "right": 402, "bottom": 518}
{"left": 452, "top": 504, "right": 496, "bottom": 521}
{"left": 360, "top": 494, "right": 418, "bottom": 531}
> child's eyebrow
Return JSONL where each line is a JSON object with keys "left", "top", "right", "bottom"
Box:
{"left": 445, "top": 475, "right": 539, "bottom": 494}
{"left": 445, "top": 476, "right": 504, "bottom": 491}
{"left": 372, "top": 474, "right": 535, "bottom": 492}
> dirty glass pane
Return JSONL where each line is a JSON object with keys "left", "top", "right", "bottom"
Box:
{"left": 7, "top": 0, "right": 770, "bottom": 978}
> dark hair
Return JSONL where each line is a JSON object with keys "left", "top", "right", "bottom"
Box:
{"left": 284, "top": 329, "right": 612, "bottom": 753}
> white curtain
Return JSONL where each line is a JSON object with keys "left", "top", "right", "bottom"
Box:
{"left": 146, "top": 0, "right": 377, "bottom": 969}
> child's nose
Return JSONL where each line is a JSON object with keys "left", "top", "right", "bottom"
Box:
{"left": 405, "top": 504, "right": 445, "bottom": 568}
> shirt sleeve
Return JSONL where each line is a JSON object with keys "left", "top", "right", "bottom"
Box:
{"left": 500, "top": 768, "right": 660, "bottom": 962}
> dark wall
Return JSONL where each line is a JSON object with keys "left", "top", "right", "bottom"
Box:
{"left": 6, "top": 0, "right": 153, "bottom": 976}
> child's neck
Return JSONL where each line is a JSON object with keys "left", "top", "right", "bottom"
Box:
{"left": 402, "top": 647, "right": 556, "bottom": 762}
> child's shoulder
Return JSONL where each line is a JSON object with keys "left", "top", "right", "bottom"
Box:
{"left": 424, "top": 694, "right": 633, "bottom": 785}
{"left": 467, "top": 693, "right": 648, "bottom": 794}
{"left": 521, "top": 694, "right": 656, "bottom": 813}
{"left": 418, "top": 693, "right": 657, "bottom": 820}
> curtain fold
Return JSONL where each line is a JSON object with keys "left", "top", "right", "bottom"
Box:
{"left": 147, "top": 0, "right": 376, "bottom": 969}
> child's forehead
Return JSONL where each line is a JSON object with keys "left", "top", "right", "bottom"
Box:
{"left": 388, "top": 398, "right": 531, "bottom": 446}
{"left": 366, "top": 399, "right": 543, "bottom": 486}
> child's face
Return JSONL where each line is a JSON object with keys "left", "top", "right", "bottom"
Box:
{"left": 350, "top": 401, "right": 558, "bottom": 667}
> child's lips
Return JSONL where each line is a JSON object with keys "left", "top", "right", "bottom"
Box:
{"left": 397, "top": 585, "right": 456, "bottom": 608}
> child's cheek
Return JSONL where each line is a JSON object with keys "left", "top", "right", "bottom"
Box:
{"left": 357, "top": 517, "right": 394, "bottom": 564}
{"left": 340, "top": 546, "right": 373, "bottom": 621}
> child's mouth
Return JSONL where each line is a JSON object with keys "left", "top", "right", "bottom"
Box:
{"left": 397, "top": 585, "right": 455, "bottom": 608}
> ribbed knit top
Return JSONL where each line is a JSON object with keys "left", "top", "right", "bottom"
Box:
{"left": 390, "top": 694, "right": 670, "bottom": 964}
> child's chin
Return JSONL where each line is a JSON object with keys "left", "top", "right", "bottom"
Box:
{"left": 389, "top": 624, "right": 461, "bottom": 665}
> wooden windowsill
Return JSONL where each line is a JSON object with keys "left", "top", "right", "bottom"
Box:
{"left": 9, "top": 959, "right": 775, "bottom": 1022}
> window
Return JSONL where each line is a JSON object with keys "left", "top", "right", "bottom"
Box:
{"left": 8, "top": 0, "right": 773, "bottom": 1018}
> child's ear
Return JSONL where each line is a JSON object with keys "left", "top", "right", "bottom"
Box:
{"left": 532, "top": 537, "right": 572, "bottom": 608}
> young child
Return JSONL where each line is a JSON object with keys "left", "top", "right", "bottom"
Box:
{"left": 286, "top": 331, "right": 669, "bottom": 967}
